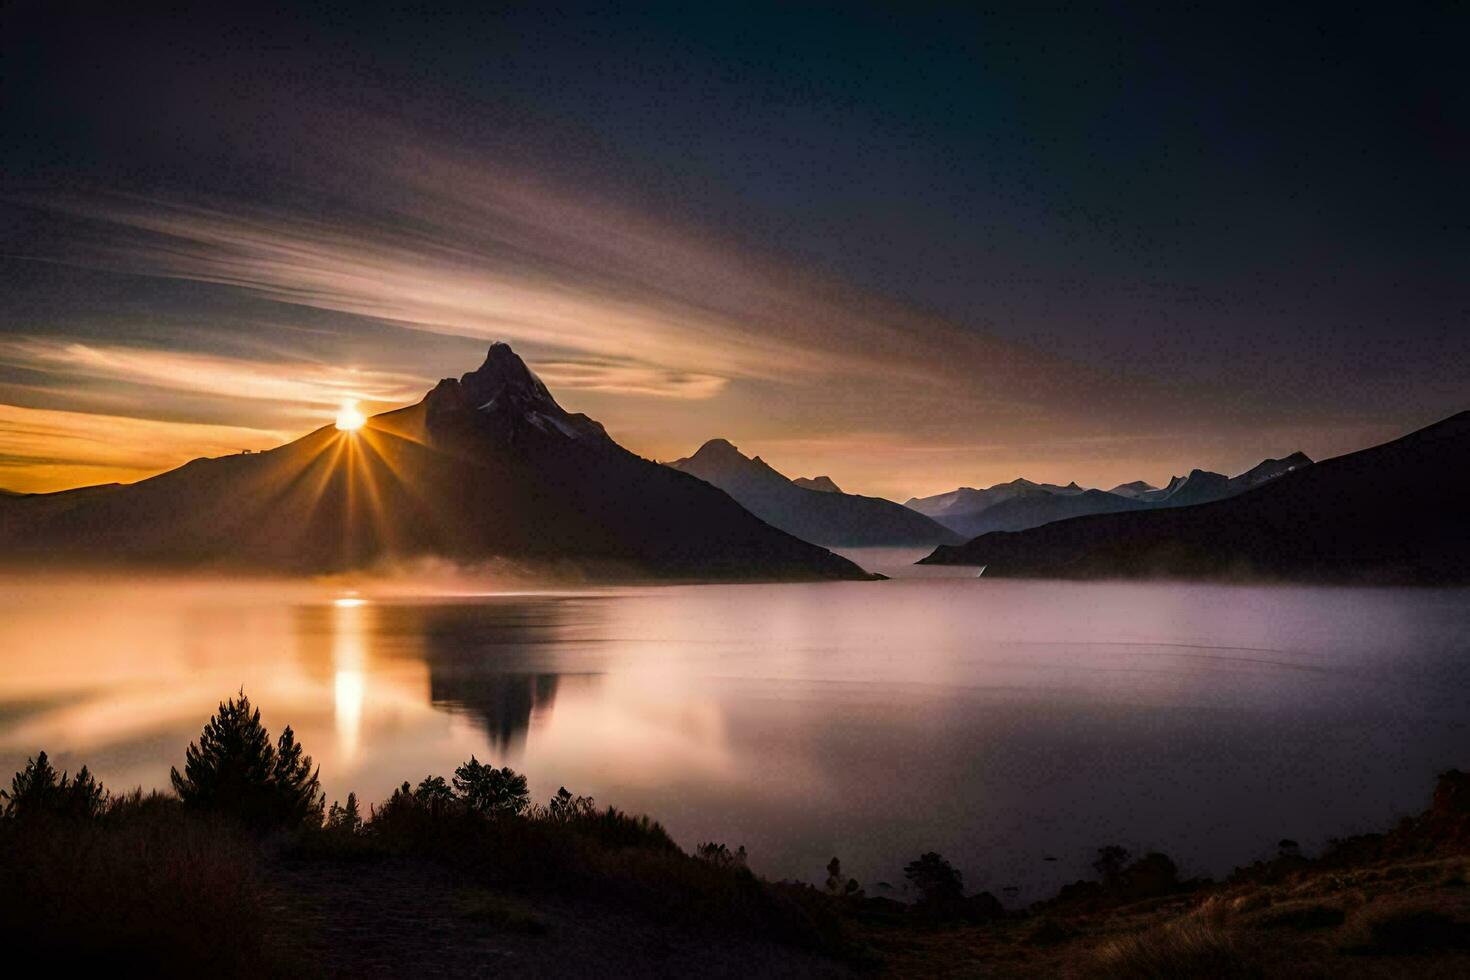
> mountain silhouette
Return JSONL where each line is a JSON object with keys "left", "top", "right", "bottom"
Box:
{"left": 0, "top": 344, "right": 872, "bottom": 580}
{"left": 918, "top": 412, "right": 1470, "bottom": 584}
{"left": 906, "top": 479, "right": 1146, "bottom": 538}
{"left": 792, "top": 475, "right": 842, "bottom": 493}
{"left": 1107, "top": 480, "right": 1158, "bottom": 498}
{"left": 906, "top": 451, "right": 1313, "bottom": 537}
{"left": 667, "top": 439, "right": 960, "bottom": 547}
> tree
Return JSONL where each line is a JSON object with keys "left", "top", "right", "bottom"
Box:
{"left": 452, "top": 756, "right": 529, "bottom": 817}
{"left": 2, "top": 751, "right": 107, "bottom": 820}
{"left": 170, "top": 691, "right": 323, "bottom": 829}
{"left": 414, "top": 776, "right": 457, "bottom": 813}
{"left": 904, "top": 852, "right": 964, "bottom": 905}
{"left": 326, "top": 792, "right": 362, "bottom": 834}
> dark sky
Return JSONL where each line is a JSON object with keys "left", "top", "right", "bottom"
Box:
{"left": 1, "top": 2, "right": 1465, "bottom": 496}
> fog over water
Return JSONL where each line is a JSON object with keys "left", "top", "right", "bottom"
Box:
{"left": 2, "top": 558, "right": 1465, "bottom": 902}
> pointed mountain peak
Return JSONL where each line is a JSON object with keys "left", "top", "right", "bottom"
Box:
{"left": 424, "top": 342, "right": 607, "bottom": 444}
{"left": 459, "top": 342, "right": 554, "bottom": 406}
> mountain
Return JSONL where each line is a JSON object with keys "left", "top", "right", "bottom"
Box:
{"left": 792, "top": 475, "right": 842, "bottom": 493}
{"left": 912, "top": 451, "right": 1314, "bottom": 537}
{"left": 0, "top": 344, "right": 873, "bottom": 581}
{"left": 1153, "top": 468, "right": 1231, "bottom": 507}
{"left": 1228, "top": 451, "right": 1312, "bottom": 492}
{"left": 905, "top": 480, "right": 1044, "bottom": 522}
{"left": 946, "top": 488, "right": 1154, "bottom": 538}
{"left": 668, "top": 440, "right": 961, "bottom": 548}
{"left": 1107, "top": 480, "right": 1157, "bottom": 498}
{"left": 918, "top": 412, "right": 1470, "bottom": 585}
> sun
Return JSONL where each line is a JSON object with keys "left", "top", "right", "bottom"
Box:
{"left": 334, "top": 400, "right": 367, "bottom": 432}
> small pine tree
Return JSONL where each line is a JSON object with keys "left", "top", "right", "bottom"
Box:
{"left": 326, "top": 792, "right": 362, "bottom": 834}
{"left": 170, "top": 691, "right": 323, "bottom": 829}
{"left": 2, "top": 751, "right": 108, "bottom": 820}
{"left": 452, "top": 756, "right": 529, "bottom": 817}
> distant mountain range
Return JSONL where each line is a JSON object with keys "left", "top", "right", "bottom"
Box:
{"left": 0, "top": 344, "right": 873, "bottom": 581}
{"left": 667, "top": 440, "right": 961, "bottom": 548}
{"left": 919, "top": 412, "right": 1470, "bottom": 585}
{"left": 904, "top": 453, "right": 1312, "bottom": 538}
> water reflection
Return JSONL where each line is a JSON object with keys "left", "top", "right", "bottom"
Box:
{"left": 0, "top": 576, "right": 1466, "bottom": 901}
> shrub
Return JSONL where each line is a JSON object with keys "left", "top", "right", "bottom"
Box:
{"left": 696, "top": 841, "right": 749, "bottom": 870}
{"left": 169, "top": 691, "right": 323, "bottom": 829}
{"left": 0, "top": 797, "right": 272, "bottom": 974}
{"left": 452, "top": 756, "right": 529, "bottom": 817}
{"left": 1, "top": 750, "right": 107, "bottom": 821}
{"left": 544, "top": 786, "right": 597, "bottom": 822}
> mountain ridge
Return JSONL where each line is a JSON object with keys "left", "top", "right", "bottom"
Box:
{"left": 0, "top": 345, "right": 874, "bottom": 581}
{"left": 668, "top": 439, "right": 961, "bottom": 548}
{"left": 917, "top": 411, "right": 1470, "bottom": 584}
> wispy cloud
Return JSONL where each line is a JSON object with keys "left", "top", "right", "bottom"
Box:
{"left": 534, "top": 358, "right": 728, "bottom": 400}
{"left": 0, "top": 339, "right": 424, "bottom": 410}
{"left": 0, "top": 402, "right": 286, "bottom": 492}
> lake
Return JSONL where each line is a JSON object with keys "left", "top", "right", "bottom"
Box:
{"left": 2, "top": 554, "right": 1466, "bottom": 903}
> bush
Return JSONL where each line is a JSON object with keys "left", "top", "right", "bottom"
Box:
{"left": 0, "top": 795, "right": 273, "bottom": 975}
{"left": 696, "top": 841, "right": 749, "bottom": 870}
{"left": 170, "top": 691, "right": 323, "bottom": 830}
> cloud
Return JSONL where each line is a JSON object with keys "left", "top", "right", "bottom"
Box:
{"left": 533, "top": 358, "right": 728, "bottom": 399}
{"left": 0, "top": 339, "right": 425, "bottom": 411}
{"left": 0, "top": 402, "right": 286, "bottom": 492}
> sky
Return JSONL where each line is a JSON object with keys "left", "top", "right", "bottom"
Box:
{"left": 1, "top": 2, "right": 1465, "bottom": 499}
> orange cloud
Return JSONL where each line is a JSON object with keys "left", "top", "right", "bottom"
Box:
{"left": 0, "top": 402, "right": 287, "bottom": 493}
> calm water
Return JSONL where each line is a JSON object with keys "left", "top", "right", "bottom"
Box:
{"left": 2, "top": 557, "right": 1466, "bottom": 902}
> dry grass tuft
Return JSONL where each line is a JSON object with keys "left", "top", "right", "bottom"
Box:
{"left": 1088, "top": 918, "right": 1262, "bottom": 979}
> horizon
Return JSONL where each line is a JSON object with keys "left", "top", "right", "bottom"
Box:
{"left": 0, "top": 338, "right": 1457, "bottom": 502}
{"left": 3, "top": 5, "right": 1465, "bottom": 500}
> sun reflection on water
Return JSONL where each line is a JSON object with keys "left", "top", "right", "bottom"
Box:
{"left": 330, "top": 597, "right": 368, "bottom": 761}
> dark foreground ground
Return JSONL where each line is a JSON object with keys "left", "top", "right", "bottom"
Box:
{"left": 4, "top": 763, "right": 1468, "bottom": 977}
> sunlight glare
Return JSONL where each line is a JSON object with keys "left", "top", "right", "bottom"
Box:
{"left": 334, "top": 400, "right": 367, "bottom": 432}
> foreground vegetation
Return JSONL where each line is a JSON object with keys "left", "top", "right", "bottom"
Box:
{"left": 2, "top": 693, "right": 1467, "bottom": 977}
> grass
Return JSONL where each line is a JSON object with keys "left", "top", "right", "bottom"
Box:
{"left": 1087, "top": 919, "right": 1263, "bottom": 978}
{"left": 0, "top": 792, "right": 280, "bottom": 977}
